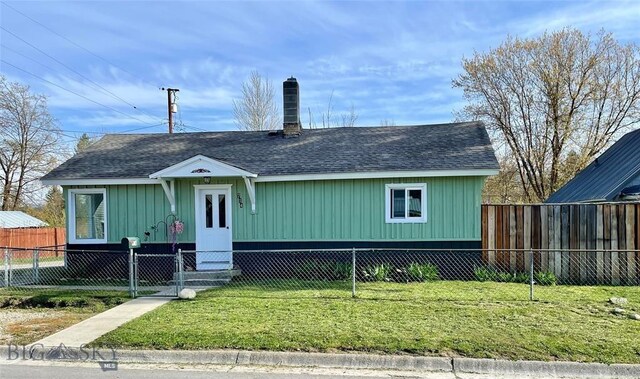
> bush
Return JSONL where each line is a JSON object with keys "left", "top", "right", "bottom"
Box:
{"left": 534, "top": 271, "right": 557, "bottom": 286}
{"left": 474, "top": 266, "right": 497, "bottom": 282}
{"left": 361, "top": 263, "right": 393, "bottom": 282}
{"left": 293, "top": 259, "right": 352, "bottom": 281}
{"left": 406, "top": 262, "right": 439, "bottom": 282}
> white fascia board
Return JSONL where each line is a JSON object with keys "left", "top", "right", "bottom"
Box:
{"left": 149, "top": 154, "right": 257, "bottom": 179}
{"left": 254, "top": 169, "right": 499, "bottom": 183}
{"left": 40, "top": 178, "right": 159, "bottom": 186}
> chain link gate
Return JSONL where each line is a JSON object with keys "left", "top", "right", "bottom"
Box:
{"left": 132, "top": 252, "right": 183, "bottom": 297}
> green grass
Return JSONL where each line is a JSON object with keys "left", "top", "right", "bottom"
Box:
{"left": 10, "top": 256, "right": 65, "bottom": 265}
{"left": 93, "top": 280, "right": 640, "bottom": 363}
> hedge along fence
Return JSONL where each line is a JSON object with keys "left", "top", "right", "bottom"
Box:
{"left": 0, "top": 227, "right": 65, "bottom": 259}
{"left": 482, "top": 203, "right": 640, "bottom": 285}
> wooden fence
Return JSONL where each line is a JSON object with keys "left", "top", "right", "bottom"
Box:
{"left": 482, "top": 203, "right": 640, "bottom": 284}
{"left": 0, "top": 227, "right": 66, "bottom": 259}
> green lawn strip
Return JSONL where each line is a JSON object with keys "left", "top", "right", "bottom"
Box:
{"left": 0, "top": 288, "right": 131, "bottom": 311}
{"left": 94, "top": 281, "right": 640, "bottom": 363}
{"left": 10, "top": 256, "right": 65, "bottom": 265}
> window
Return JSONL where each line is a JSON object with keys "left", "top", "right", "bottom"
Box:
{"left": 385, "top": 184, "right": 426, "bottom": 223}
{"left": 69, "top": 189, "right": 107, "bottom": 243}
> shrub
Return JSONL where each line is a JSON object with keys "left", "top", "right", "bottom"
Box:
{"left": 406, "top": 262, "right": 439, "bottom": 282}
{"left": 474, "top": 266, "right": 497, "bottom": 282}
{"left": 332, "top": 262, "right": 352, "bottom": 281}
{"left": 293, "top": 259, "right": 352, "bottom": 281}
{"left": 361, "top": 263, "right": 393, "bottom": 282}
{"left": 534, "top": 271, "right": 557, "bottom": 286}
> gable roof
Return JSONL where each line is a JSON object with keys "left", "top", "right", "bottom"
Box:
{"left": 0, "top": 211, "right": 48, "bottom": 228}
{"left": 41, "top": 122, "right": 499, "bottom": 183}
{"left": 546, "top": 128, "right": 640, "bottom": 203}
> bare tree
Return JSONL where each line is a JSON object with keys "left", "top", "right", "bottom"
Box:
{"left": 232, "top": 71, "right": 280, "bottom": 131}
{"left": 380, "top": 118, "right": 396, "bottom": 127}
{"left": 309, "top": 91, "right": 359, "bottom": 128}
{"left": 454, "top": 29, "right": 640, "bottom": 202}
{"left": 0, "top": 76, "right": 62, "bottom": 210}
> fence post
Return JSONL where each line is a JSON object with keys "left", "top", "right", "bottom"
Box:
{"left": 351, "top": 248, "right": 356, "bottom": 298}
{"left": 33, "top": 249, "right": 40, "bottom": 284}
{"left": 529, "top": 249, "right": 534, "bottom": 301}
{"left": 128, "top": 248, "right": 135, "bottom": 298}
{"left": 3, "top": 248, "right": 8, "bottom": 288}
{"left": 177, "top": 249, "right": 184, "bottom": 293}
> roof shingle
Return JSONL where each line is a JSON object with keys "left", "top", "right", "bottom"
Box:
{"left": 42, "top": 122, "right": 499, "bottom": 180}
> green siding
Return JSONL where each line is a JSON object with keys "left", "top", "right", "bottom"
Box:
{"left": 65, "top": 176, "right": 485, "bottom": 244}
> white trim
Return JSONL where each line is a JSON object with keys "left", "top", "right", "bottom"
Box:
{"left": 255, "top": 169, "right": 498, "bottom": 182}
{"left": 150, "top": 155, "right": 257, "bottom": 179}
{"left": 68, "top": 188, "right": 108, "bottom": 244}
{"left": 385, "top": 183, "right": 427, "bottom": 224}
{"left": 41, "top": 178, "right": 159, "bottom": 186}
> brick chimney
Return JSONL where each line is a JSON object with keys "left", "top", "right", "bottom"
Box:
{"left": 283, "top": 77, "right": 301, "bottom": 136}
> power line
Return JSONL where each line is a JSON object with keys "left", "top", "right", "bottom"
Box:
{"left": 2, "top": 59, "right": 157, "bottom": 126}
{"left": 0, "top": 26, "right": 163, "bottom": 123}
{"left": 1, "top": 2, "right": 160, "bottom": 91}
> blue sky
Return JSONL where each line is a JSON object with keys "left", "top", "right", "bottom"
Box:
{"left": 1, "top": 0, "right": 639, "bottom": 146}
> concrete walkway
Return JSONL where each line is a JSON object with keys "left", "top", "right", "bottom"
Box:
{"left": 33, "top": 297, "right": 173, "bottom": 346}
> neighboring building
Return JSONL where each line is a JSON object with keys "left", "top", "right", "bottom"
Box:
{"left": 0, "top": 211, "right": 48, "bottom": 229}
{"left": 546, "top": 128, "right": 640, "bottom": 203}
{"left": 41, "top": 78, "right": 499, "bottom": 271}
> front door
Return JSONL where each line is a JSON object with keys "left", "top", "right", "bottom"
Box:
{"left": 195, "top": 186, "right": 232, "bottom": 270}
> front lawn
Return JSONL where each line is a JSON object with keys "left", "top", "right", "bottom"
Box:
{"left": 94, "top": 281, "right": 640, "bottom": 363}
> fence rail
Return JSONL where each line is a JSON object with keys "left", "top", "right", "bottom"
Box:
{"left": 1, "top": 247, "right": 639, "bottom": 301}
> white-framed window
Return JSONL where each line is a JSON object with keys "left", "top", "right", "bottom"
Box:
{"left": 68, "top": 188, "right": 107, "bottom": 244}
{"left": 385, "top": 183, "right": 427, "bottom": 223}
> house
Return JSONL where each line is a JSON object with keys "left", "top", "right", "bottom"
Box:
{"left": 41, "top": 78, "right": 499, "bottom": 272}
{"left": 546, "top": 128, "right": 640, "bottom": 203}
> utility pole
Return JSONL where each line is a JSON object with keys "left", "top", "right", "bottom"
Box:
{"left": 162, "top": 87, "right": 179, "bottom": 134}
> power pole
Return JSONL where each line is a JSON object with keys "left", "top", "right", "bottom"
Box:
{"left": 162, "top": 88, "right": 179, "bottom": 134}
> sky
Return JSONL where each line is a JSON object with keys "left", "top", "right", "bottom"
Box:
{"left": 1, "top": 0, "right": 639, "bottom": 147}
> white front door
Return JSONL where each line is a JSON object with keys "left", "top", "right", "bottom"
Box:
{"left": 195, "top": 186, "right": 232, "bottom": 270}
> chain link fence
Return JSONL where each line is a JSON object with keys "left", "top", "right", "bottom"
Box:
{"left": 1, "top": 247, "right": 639, "bottom": 301}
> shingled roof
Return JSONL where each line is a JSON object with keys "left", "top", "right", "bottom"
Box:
{"left": 546, "top": 128, "right": 640, "bottom": 203}
{"left": 42, "top": 122, "right": 498, "bottom": 181}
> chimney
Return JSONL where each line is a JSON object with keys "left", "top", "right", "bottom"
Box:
{"left": 283, "top": 77, "right": 301, "bottom": 136}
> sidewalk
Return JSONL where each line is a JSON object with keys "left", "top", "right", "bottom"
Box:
{"left": 33, "top": 297, "right": 172, "bottom": 346}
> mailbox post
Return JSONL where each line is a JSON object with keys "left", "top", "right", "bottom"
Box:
{"left": 122, "top": 237, "right": 141, "bottom": 298}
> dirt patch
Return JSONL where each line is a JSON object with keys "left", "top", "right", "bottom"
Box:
{"left": 0, "top": 309, "right": 88, "bottom": 345}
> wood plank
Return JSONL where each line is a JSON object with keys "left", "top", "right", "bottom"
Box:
{"left": 481, "top": 205, "right": 488, "bottom": 261}
{"left": 487, "top": 205, "right": 496, "bottom": 266}
{"left": 509, "top": 205, "right": 517, "bottom": 271}
{"left": 496, "top": 204, "right": 503, "bottom": 268}
{"left": 626, "top": 204, "right": 635, "bottom": 285}
{"left": 611, "top": 205, "right": 620, "bottom": 285}
{"left": 579, "top": 204, "right": 587, "bottom": 283}
{"left": 553, "top": 205, "right": 562, "bottom": 277}
{"left": 541, "top": 205, "right": 549, "bottom": 271}
{"left": 523, "top": 205, "right": 532, "bottom": 272}
{"left": 587, "top": 205, "right": 597, "bottom": 283}
{"left": 516, "top": 206, "right": 524, "bottom": 271}
{"left": 502, "top": 205, "right": 510, "bottom": 271}
{"left": 618, "top": 205, "right": 627, "bottom": 283}
{"left": 561, "top": 205, "right": 570, "bottom": 280}
{"left": 596, "top": 204, "right": 604, "bottom": 283}
{"left": 603, "top": 204, "right": 612, "bottom": 284}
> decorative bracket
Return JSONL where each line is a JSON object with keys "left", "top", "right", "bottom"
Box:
{"left": 243, "top": 176, "right": 256, "bottom": 214}
{"left": 159, "top": 179, "right": 176, "bottom": 213}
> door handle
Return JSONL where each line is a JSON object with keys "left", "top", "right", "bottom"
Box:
{"left": 226, "top": 226, "right": 229, "bottom": 229}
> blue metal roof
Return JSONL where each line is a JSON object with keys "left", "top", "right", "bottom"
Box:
{"left": 0, "top": 211, "right": 48, "bottom": 228}
{"left": 546, "top": 128, "right": 640, "bottom": 203}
